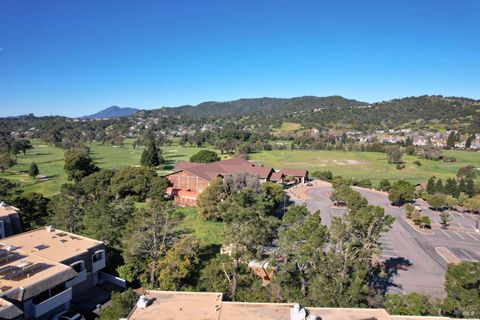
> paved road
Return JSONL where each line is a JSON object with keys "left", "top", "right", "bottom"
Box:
{"left": 295, "top": 182, "right": 480, "bottom": 298}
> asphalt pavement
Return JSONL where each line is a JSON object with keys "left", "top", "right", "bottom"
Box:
{"left": 294, "top": 182, "right": 480, "bottom": 298}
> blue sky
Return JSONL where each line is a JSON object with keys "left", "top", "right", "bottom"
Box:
{"left": 0, "top": 0, "right": 479, "bottom": 117}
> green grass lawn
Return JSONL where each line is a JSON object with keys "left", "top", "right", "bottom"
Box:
{"left": 249, "top": 149, "right": 480, "bottom": 185}
{"left": 1, "top": 139, "right": 211, "bottom": 197}
{"left": 273, "top": 122, "right": 303, "bottom": 132}
{"left": 176, "top": 207, "right": 224, "bottom": 245}
{"left": 2, "top": 139, "right": 478, "bottom": 196}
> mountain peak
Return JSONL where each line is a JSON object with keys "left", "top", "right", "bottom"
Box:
{"left": 82, "top": 106, "right": 140, "bottom": 119}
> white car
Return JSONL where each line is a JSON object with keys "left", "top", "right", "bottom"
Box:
{"left": 414, "top": 204, "right": 422, "bottom": 212}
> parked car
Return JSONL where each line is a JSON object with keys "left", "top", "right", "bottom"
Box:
{"left": 414, "top": 204, "right": 422, "bottom": 212}
{"left": 52, "top": 311, "right": 86, "bottom": 320}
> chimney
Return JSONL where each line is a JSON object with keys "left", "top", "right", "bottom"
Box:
{"left": 290, "top": 304, "right": 307, "bottom": 320}
{"left": 136, "top": 295, "right": 150, "bottom": 309}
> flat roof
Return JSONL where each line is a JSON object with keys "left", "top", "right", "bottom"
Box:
{"left": 127, "top": 291, "right": 469, "bottom": 320}
{"left": 0, "top": 227, "right": 103, "bottom": 262}
{"left": 129, "top": 291, "right": 222, "bottom": 320}
{"left": 0, "top": 243, "right": 77, "bottom": 301}
{"left": 0, "top": 205, "right": 19, "bottom": 218}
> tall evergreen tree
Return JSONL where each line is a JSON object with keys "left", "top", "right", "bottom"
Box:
{"left": 140, "top": 140, "right": 160, "bottom": 167}
{"left": 426, "top": 177, "right": 436, "bottom": 194}
{"left": 445, "top": 178, "right": 458, "bottom": 197}
{"left": 465, "top": 178, "right": 475, "bottom": 197}
{"left": 28, "top": 162, "right": 39, "bottom": 179}
{"left": 434, "top": 179, "right": 445, "bottom": 194}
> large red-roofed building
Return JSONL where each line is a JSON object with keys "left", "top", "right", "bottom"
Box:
{"left": 164, "top": 157, "right": 308, "bottom": 206}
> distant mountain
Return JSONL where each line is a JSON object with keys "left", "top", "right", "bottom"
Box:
{"left": 82, "top": 106, "right": 139, "bottom": 119}
{"left": 144, "top": 96, "right": 368, "bottom": 118}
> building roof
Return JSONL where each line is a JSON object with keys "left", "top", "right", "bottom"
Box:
{"left": 0, "top": 203, "right": 19, "bottom": 218}
{"left": 0, "top": 243, "right": 77, "bottom": 301}
{"left": 129, "top": 291, "right": 222, "bottom": 320}
{"left": 167, "top": 158, "right": 274, "bottom": 182}
{"left": 127, "top": 290, "right": 463, "bottom": 320}
{"left": 278, "top": 168, "right": 308, "bottom": 177}
{"left": 269, "top": 171, "right": 284, "bottom": 182}
{"left": 1, "top": 227, "right": 103, "bottom": 263}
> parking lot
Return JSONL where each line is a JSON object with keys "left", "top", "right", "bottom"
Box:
{"left": 295, "top": 182, "right": 480, "bottom": 297}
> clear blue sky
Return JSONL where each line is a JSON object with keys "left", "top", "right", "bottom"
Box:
{"left": 1, "top": 0, "right": 479, "bottom": 117}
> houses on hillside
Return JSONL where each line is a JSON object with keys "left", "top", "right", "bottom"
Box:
{"left": 164, "top": 157, "right": 308, "bottom": 206}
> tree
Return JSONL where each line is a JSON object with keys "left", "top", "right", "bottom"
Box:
{"left": 426, "top": 193, "right": 446, "bottom": 211}
{"left": 140, "top": 139, "right": 160, "bottom": 167}
{"left": 98, "top": 289, "right": 137, "bottom": 320}
{"left": 464, "top": 196, "right": 480, "bottom": 214}
{"left": 445, "top": 178, "right": 458, "bottom": 197}
{"left": 445, "top": 195, "right": 458, "bottom": 210}
{"left": 28, "top": 162, "right": 39, "bottom": 179}
{"left": 109, "top": 167, "right": 167, "bottom": 201}
{"left": 64, "top": 149, "right": 98, "bottom": 181}
{"left": 465, "top": 178, "right": 475, "bottom": 198}
{"left": 446, "top": 131, "right": 457, "bottom": 148}
{"left": 426, "top": 176, "right": 436, "bottom": 194}
{"left": 189, "top": 150, "right": 220, "bottom": 163}
{"left": 384, "top": 146, "right": 403, "bottom": 164}
{"left": 0, "top": 153, "right": 15, "bottom": 173}
{"left": 379, "top": 179, "right": 391, "bottom": 192}
{"left": 465, "top": 135, "right": 474, "bottom": 149}
{"left": 83, "top": 198, "right": 134, "bottom": 248}
{"left": 420, "top": 216, "right": 431, "bottom": 229}
{"left": 221, "top": 189, "right": 279, "bottom": 299}
{"left": 0, "top": 178, "right": 19, "bottom": 197}
{"left": 385, "top": 293, "right": 434, "bottom": 316}
{"left": 440, "top": 212, "right": 451, "bottom": 229}
{"left": 48, "top": 184, "right": 85, "bottom": 234}
{"left": 42, "top": 128, "right": 62, "bottom": 146}
{"left": 411, "top": 209, "right": 421, "bottom": 225}
{"left": 122, "top": 200, "right": 179, "bottom": 288}
{"left": 443, "top": 262, "right": 480, "bottom": 318}
{"left": 457, "top": 165, "right": 476, "bottom": 180}
{"left": 273, "top": 205, "right": 328, "bottom": 300}
{"left": 13, "top": 139, "right": 33, "bottom": 155}
{"left": 157, "top": 236, "right": 200, "bottom": 290}
{"left": 457, "top": 192, "right": 469, "bottom": 206}
{"left": 197, "top": 177, "right": 227, "bottom": 220}
{"left": 13, "top": 193, "right": 50, "bottom": 230}
{"left": 434, "top": 179, "right": 445, "bottom": 194}
{"left": 404, "top": 203, "right": 414, "bottom": 219}
{"left": 388, "top": 180, "right": 414, "bottom": 205}
{"left": 309, "top": 205, "right": 394, "bottom": 307}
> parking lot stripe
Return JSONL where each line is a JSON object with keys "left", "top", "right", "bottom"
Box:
{"left": 458, "top": 222, "right": 464, "bottom": 228}
{"left": 440, "top": 230, "right": 452, "bottom": 238}
{"left": 453, "top": 231, "right": 466, "bottom": 240}
{"left": 466, "top": 233, "right": 479, "bottom": 241}
{"left": 460, "top": 249, "right": 477, "bottom": 262}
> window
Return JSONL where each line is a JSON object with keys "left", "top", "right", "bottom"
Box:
{"left": 92, "top": 250, "right": 103, "bottom": 263}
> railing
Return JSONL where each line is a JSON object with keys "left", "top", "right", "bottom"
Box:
{"left": 32, "top": 287, "right": 72, "bottom": 318}
{"left": 66, "top": 269, "right": 87, "bottom": 287}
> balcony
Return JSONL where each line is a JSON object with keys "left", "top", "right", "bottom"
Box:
{"left": 32, "top": 287, "right": 72, "bottom": 318}
{"left": 92, "top": 250, "right": 106, "bottom": 272}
